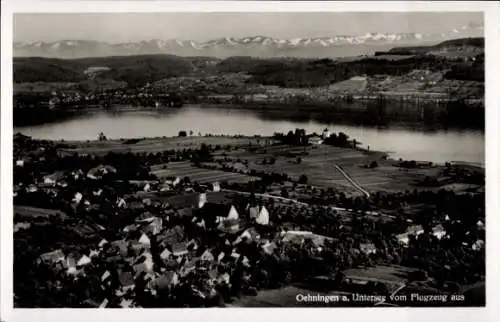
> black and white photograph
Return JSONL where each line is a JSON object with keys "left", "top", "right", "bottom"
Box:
{"left": 1, "top": 1, "right": 497, "bottom": 317}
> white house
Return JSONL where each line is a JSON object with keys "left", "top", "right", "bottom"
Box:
{"left": 43, "top": 176, "right": 57, "bottom": 185}
{"left": 116, "top": 198, "right": 127, "bottom": 208}
{"left": 212, "top": 182, "right": 221, "bottom": 192}
{"left": 138, "top": 233, "right": 151, "bottom": 246}
{"left": 397, "top": 225, "right": 425, "bottom": 245}
{"left": 226, "top": 205, "right": 239, "bottom": 220}
{"left": 198, "top": 193, "right": 207, "bottom": 208}
{"left": 472, "top": 239, "right": 485, "bottom": 251}
{"left": 77, "top": 255, "right": 92, "bottom": 266}
{"left": 16, "top": 160, "right": 24, "bottom": 167}
{"left": 73, "top": 192, "right": 83, "bottom": 204}
{"left": 432, "top": 224, "right": 447, "bottom": 240}
{"left": 216, "top": 205, "right": 239, "bottom": 223}
{"left": 360, "top": 243, "right": 377, "bottom": 255}
{"left": 309, "top": 136, "right": 324, "bottom": 145}
{"left": 322, "top": 128, "right": 331, "bottom": 139}
{"left": 89, "top": 249, "right": 100, "bottom": 258}
{"left": 255, "top": 206, "right": 270, "bottom": 226}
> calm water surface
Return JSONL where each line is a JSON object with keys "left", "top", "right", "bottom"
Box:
{"left": 15, "top": 105, "right": 485, "bottom": 164}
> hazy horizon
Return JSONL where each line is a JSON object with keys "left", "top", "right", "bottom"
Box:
{"left": 14, "top": 12, "right": 483, "bottom": 43}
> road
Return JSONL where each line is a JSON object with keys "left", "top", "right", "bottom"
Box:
{"left": 221, "top": 188, "right": 396, "bottom": 221}
{"left": 334, "top": 164, "right": 371, "bottom": 198}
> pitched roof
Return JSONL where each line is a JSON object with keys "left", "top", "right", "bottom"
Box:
{"left": 39, "top": 249, "right": 65, "bottom": 263}
{"left": 118, "top": 270, "right": 135, "bottom": 287}
{"left": 200, "top": 203, "right": 232, "bottom": 216}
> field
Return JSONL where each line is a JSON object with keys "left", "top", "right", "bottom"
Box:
{"left": 59, "top": 136, "right": 264, "bottom": 156}
{"left": 14, "top": 205, "right": 68, "bottom": 220}
{"left": 150, "top": 161, "right": 259, "bottom": 184}
{"left": 211, "top": 143, "right": 441, "bottom": 194}
{"left": 58, "top": 136, "right": 445, "bottom": 194}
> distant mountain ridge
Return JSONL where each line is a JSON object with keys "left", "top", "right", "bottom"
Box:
{"left": 14, "top": 22, "right": 483, "bottom": 59}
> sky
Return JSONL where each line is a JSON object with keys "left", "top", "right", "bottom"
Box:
{"left": 14, "top": 12, "right": 483, "bottom": 43}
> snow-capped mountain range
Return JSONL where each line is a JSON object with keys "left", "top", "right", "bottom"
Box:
{"left": 14, "top": 22, "right": 483, "bottom": 59}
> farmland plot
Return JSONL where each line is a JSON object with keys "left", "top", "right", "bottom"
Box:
{"left": 151, "top": 161, "right": 258, "bottom": 184}
{"left": 60, "top": 136, "right": 264, "bottom": 156}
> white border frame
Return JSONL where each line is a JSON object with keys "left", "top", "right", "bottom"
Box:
{"left": 1, "top": 2, "right": 499, "bottom": 322}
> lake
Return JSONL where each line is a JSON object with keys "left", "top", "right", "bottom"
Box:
{"left": 14, "top": 105, "right": 485, "bottom": 164}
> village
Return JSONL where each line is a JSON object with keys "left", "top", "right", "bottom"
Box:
{"left": 13, "top": 129, "right": 485, "bottom": 307}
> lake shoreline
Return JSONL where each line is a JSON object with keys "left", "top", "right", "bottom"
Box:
{"left": 14, "top": 106, "right": 485, "bottom": 164}
{"left": 14, "top": 103, "right": 485, "bottom": 132}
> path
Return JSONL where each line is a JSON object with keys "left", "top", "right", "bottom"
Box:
{"left": 334, "top": 164, "right": 371, "bottom": 198}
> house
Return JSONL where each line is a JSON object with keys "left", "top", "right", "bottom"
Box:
{"left": 116, "top": 197, "right": 127, "bottom": 208}
{"left": 168, "top": 192, "right": 207, "bottom": 209}
{"left": 119, "top": 298, "right": 134, "bottom": 308}
{"left": 432, "top": 224, "right": 446, "bottom": 239}
{"left": 396, "top": 225, "right": 425, "bottom": 245}
{"left": 199, "top": 203, "right": 239, "bottom": 225}
{"left": 261, "top": 241, "right": 278, "bottom": 255}
{"left": 149, "top": 271, "right": 179, "bottom": 289}
{"left": 117, "top": 270, "right": 135, "bottom": 292}
{"left": 359, "top": 243, "right": 377, "bottom": 255}
{"left": 87, "top": 165, "right": 117, "bottom": 180}
{"left": 129, "top": 200, "right": 145, "bottom": 211}
{"left": 89, "top": 249, "right": 100, "bottom": 258}
{"left": 43, "top": 172, "right": 65, "bottom": 185}
{"left": 322, "top": 128, "right": 331, "bottom": 139}
{"left": 133, "top": 251, "right": 154, "bottom": 276}
{"left": 281, "top": 231, "right": 333, "bottom": 248}
{"left": 110, "top": 239, "right": 129, "bottom": 257}
{"left": 16, "top": 160, "right": 24, "bottom": 167}
{"left": 234, "top": 228, "right": 260, "bottom": 245}
{"left": 211, "top": 182, "right": 221, "bottom": 192}
{"left": 165, "top": 177, "right": 181, "bottom": 187}
{"left": 248, "top": 204, "right": 260, "bottom": 219}
{"left": 14, "top": 222, "right": 31, "bottom": 233}
{"left": 38, "top": 249, "right": 65, "bottom": 266}
{"left": 255, "top": 206, "right": 270, "bottom": 226}
{"left": 101, "top": 270, "right": 111, "bottom": 282}
{"left": 160, "top": 242, "right": 189, "bottom": 259}
{"left": 309, "top": 136, "right": 324, "bottom": 145}
{"left": 138, "top": 233, "right": 151, "bottom": 247}
{"left": 200, "top": 249, "right": 215, "bottom": 262}
{"left": 73, "top": 192, "right": 83, "bottom": 204}
{"left": 98, "top": 239, "right": 108, "bottom": 249}
{"left": 99, "top": 299, "right": 109, "bottom": 308}
{"left": 472, "top": 239, "right": 485, "bottom": 251}
{"left": 141, "top": 217, "right": 163, "bottom": 236}
{"left": 65, "top": 251, "right": 92, "bottom": 275}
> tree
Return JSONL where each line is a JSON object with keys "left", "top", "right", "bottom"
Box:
{"left": 281, "top": 188, "right": 289, "bottom": 198}
{"left": 296, "top": 157, "right": 302, "bottom": 164}
{"left": 178, "top": 131, "right": 187, "bottom": 137}
{"left": 299, "top": 174, "right": 308, "bottom": 184}
{"left": 369, "top": 161, "right": 378, "bottom": 169}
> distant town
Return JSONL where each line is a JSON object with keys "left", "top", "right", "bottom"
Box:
{"left": 13, "top": 37, "right": 484, "bottom": 128}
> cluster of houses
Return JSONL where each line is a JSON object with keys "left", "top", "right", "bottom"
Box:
{"left": 35, "top": 190, "right": 283, "bottom": 307}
